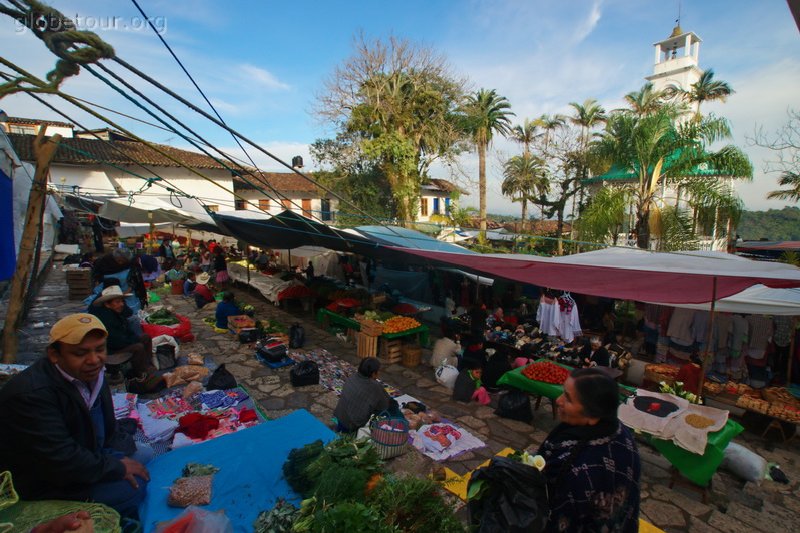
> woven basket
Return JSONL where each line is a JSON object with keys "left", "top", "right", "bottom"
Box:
{"left": 370, "top": 417, "right": 409, "bottom": 460}
{"left": 401, "top": 344, "right": 422, "bottom": 368}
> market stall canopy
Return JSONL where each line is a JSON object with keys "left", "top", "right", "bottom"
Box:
{"left": 210, "top": 210, "right": 473, "bottom": 260}
{"left": 657, "top": 285, "right": 800, "bottom": 316}
{"left": 211, "top": 210, "right": 378, "bottom": 254}
{"left": 346, "top": 225, "right": 476, "bottom": 254}
{"left": 388, "top": 247, "right": 800, "bottom": 304}
{"left": 99, "top": 197, "right": 214, "bottom": 226}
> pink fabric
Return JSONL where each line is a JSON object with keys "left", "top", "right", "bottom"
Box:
{"left": 513, "top": 357, "right": 531, "bottom": 369}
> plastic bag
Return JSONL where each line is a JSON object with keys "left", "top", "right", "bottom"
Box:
{"left": 290, "top": 360, "right": 319, "bottom": 387}
{"left": 142, "top": 313, "right": 193, "bottom": 342}
{"left": 207, "top": 364, "right": 237, "bottom": 390}
{"left": 495, "top": 390, "right": 533, "bottom": 423}
{"left": 152, "top": 335, "right": 180, "bottom": 370}
{"left": 435, "top": 364, "right": 459, "bottom": 389}
{"left": 155, "top": 506, "right": 232, "bottom": 533}
{"left": 468, "top": 456, "right": 549, "bottom": 533}
{"left": 720, "top": 442, "right": 768, "bottom": 482}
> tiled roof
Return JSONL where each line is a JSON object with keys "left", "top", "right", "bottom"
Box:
{"left": 426, "top": 178, "right": 469, "bottom": 195}
{"left": 5, "top": 116, "right": 74, "bottom": 127}
{"left": 233, "top": 172, "right": 321, "bottom": 193}
{"left": 6, "top": 133, "right": 237, "bottom": 170}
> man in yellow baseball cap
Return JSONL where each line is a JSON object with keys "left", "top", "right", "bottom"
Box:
{"left": 0, "top": 313, "right": 150, "bottom": 518}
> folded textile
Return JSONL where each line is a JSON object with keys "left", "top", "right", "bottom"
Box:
{"left": 410, "top": 423, "right": 485, "bottom": 461}
{"left": 137, "top": 403, "right": 179, "bottom": 442}
{"left": 112, "top": 392, "right": 138, "bottom": 419}
{"left": 178, "top": 412, "right": 220, "bottom": 440}
{"left": 196, "top": 389, "right": 249, "bottom": 410}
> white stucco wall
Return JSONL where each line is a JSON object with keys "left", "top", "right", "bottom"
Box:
{"left": 234, "top": 189, "right": 338, "bottom": 222}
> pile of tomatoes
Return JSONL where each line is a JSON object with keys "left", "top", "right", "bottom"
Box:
{"left": 522, "top": 361, "right": 569, "bottom": 384}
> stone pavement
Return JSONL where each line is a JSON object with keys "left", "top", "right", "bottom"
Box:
{"left": 8, "top": 267, "right": 800, "bottom": 532}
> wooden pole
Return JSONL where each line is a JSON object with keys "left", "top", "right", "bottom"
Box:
{"left": 2, "top": 130, "right": 61, "bottom": 362}
{"left": 697, "top": 276, "right": 718, "bottom": 397}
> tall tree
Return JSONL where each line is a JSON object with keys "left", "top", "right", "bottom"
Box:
{"left": 623, "top": 82, "right": 667, "bottom": 116}
{"left": 593, "top": 104, "right": 752, "bottom": 249}
{"left": 501, "top": 153, "right": 547, "bottom": 229}
{"left": 569, "top": 99, "right": 607, "bottom": 147}
{"left": 316, "top": 35, "right": 466, "bottom": 225}
{"left": 536, "top": 113, "right": 566, "bottom": 152}
{"left": 685, "top": 69, "right": 734, "bottom": 119}
{"left": 767, "top": 171, "right": 800, "bottom": 203}
{"left": 461, "top": 88, "right": 514, "bottom": 237}
{"left": 510, "top": 118, "right": 540, "bottom": 155}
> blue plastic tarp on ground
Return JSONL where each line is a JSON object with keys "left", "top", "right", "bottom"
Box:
{"left": 138, "top": 409, "right": 335, "bottom": 532}
{"left": 0, "top": 167, "right": 14, "bottom": 281}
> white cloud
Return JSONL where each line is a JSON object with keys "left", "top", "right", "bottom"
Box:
{"left": 238, "top": 64, "right": 290, "bottom": 91}
{"left": 571, "top": 0, "right": 603, "bottom": 45}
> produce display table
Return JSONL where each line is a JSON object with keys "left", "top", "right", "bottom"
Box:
{"left": 316, "top": 308, "right": 360, "bottom": 331}
{"left": 649, "top": 418, "right": 743, "bottom": 487}
{"left": 496, "top": 361, "right": 569, "bottom": 400}
{"left": 382, "top": 324, "right": 430, "bottom": 348}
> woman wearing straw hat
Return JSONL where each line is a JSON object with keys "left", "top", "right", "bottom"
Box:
{"left": 193, "top": 272, "right": 215, "bottom": 309}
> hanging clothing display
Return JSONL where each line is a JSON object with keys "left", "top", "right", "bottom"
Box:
{"left": 746, "top": 315, "right": 773, "bottom": 360}
{"left": 728, "top": 315, "right": 749, "bottom": 380}
{"left": 712, "top": 313, "right": 733, "bottom": 374}
{"left": 554, "top": 294, "right": 582, "bottom": 343}
{"left": 536, "top": 295, "right": 558, "bottom": 337}
{"left": 667, "top": 308, "right": 695, "bottom": 347}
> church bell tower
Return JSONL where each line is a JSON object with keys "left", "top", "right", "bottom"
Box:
{"left": 645, "top": 25, "right": 703, "bottom": 94}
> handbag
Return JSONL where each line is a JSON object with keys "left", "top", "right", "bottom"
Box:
{"left": 369, "top": 412, "right": 409, "bottom": 459}
{"left": 290, "top": 360, "right": 319, "bottom": 387}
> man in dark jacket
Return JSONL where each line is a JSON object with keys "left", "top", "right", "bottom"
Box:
{"left": 0, "top": 314, "right": 150, "bottom": 516}
{"left": 89, "top": 286, "right": 153, "bottom": 376}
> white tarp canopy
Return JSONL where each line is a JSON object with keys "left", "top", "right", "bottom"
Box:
{"left": 655, "top": 285, "right": 800, "bottom": 316}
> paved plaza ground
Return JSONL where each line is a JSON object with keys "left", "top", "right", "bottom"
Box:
{"left": 9, "top": 264, "right": 800, "bottom": 532}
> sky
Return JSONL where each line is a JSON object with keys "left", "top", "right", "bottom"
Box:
{"left": 1, "top": 0, "right": 799, "bottom": 215}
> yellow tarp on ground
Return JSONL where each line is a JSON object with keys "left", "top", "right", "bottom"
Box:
{"left": 441, "top": 447, "right": 515, "bottom": 501}
{"left": 440, "top": 449, "right": 665, "bottom": 533}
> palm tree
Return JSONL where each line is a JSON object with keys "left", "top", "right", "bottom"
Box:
{"left": 685, "top": 69, "right": 734, "bottom": 119}
{"left": 501, "top": 154, "right": 547, "bottom": 229}
{"left": 461, "top": 89, "right": 515, "bottom": 237}
{"left": 623, "top": 82, "right": 667, "bottom": 116}
{"left": 767, "top": 171, "right": 800, "bottom": 202}
{"left": 577, "top": 186, "right": 632, "bottom": 246}
{"left": 569, "top": 99, "right": 607, "bottom": 147}
{"left": 535, "top": 113, "right": 566, "bottom": 152}
{"left": 510, "top": 118, "right": 540, "bottom": 155}
{"left": 593, "top": 104, "right": 752, "bottom": 249}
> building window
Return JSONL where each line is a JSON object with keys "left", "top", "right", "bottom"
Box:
{"left": 258, "top": 198, "right": 270, "bottom": 211}
{"left": 321, "top": 198, "right": 332, "bottom": 221}
{"left": 9, "top": 125, "right": 36, "bottom": 135}
{"left": 206, "top": 205, "right": 219, "bottom": 212}
{"left": 445, "top": 197, "right": 451, "bottom": 215}
{"left": 301, "top": 198, "right": 312, "bottom": 218}
{"left": 235, "top": 199, "right": 246, "bottom": 210}
{"left": 420, "top": 198, "right": 428, "bottom": 217}
{"left": 433, "top": 197, "right": 440, "bottom": 215}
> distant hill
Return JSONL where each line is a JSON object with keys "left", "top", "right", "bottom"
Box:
{"left": 738, "top": 206, "right": 800, "bottom": 241}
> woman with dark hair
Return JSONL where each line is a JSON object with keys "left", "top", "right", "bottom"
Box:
{"left": 537, "top": 367, "right": 640, "bottom": 532}
{"left": 333, "top": 358, "right": 393, "bottom": 432}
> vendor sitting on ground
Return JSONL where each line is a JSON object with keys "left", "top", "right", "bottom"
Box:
{"left": 676, "top": 354, "right": 703, "bottom": 395}
{"left": 430, "top": 330, "right": 461, "bottom": 368}
{"left": 452, "top": 360, "right": 489, "bottom": 404}
{"left": 192, "top": 272, "right": 215, "bottom": 308}
{"left": 89, "top": 286, "right": 154, "bottom": 377}
{"left": 215, "top": 291, "right": 241, "bottom": 330}
{"left": 0, "top": 314, "right": 151, "bottom": 518}
{"left": 333, "top": 358, "right": 394, "bottom": 432}
{"left": 183, "top": 271, "right": 198, "bottom": 296}
{"left": 580, "top": 336, "right": 611, "bottom": 367}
